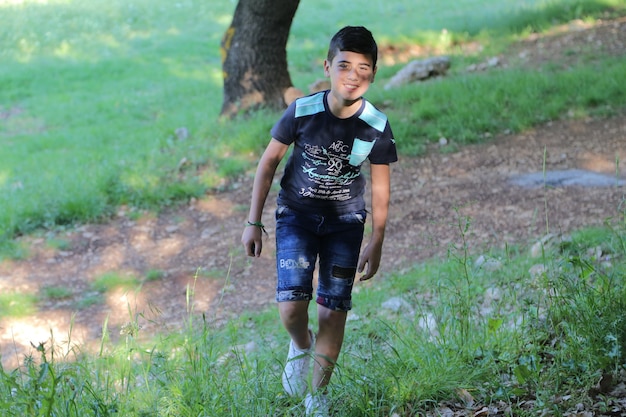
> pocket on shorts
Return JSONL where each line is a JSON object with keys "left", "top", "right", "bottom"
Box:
{"left": 338, "top": 210, "right": 367, "bottom": 224}
{"left": 275, "top": 205, "right": 292, "bottom": 220}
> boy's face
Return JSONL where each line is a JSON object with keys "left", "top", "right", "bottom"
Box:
{"left": 324, "top": 50, "right": 377, "bottom": 105}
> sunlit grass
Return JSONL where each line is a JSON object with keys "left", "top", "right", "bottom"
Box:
{"left": 0, "top": 0, "right": 624, "bottom": 252}
{"left": 1, "top": 216, "right": 624, "bottom": 415}
{"left": 0, "top": 2, "right": 625, "bottom": 414}
{"left": 0, "top": 292, "right": 37, "bottom": 318}
{"left": 91, "top": 272, "right": 141, "bottom": 293}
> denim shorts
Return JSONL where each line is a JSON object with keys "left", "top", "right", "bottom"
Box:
{"left": 275, "top": 205, "right": 366, "bottom": 311}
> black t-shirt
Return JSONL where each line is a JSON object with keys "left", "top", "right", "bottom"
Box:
{"left": 271, "top": 91, "right": 398, "bottom": 215}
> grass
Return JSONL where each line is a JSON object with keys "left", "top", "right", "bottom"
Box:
{"left": 145, "top": 269, "right": 165, "bottom": 282}
{"left": 0, "top": 292, "right": 37, "bottom": 318}
{"left": 1, "top": 0, "right": 625, "bottom": 251}
{"left": 1, "top": 0, "right": 626, "bottom": 415}
{"left": 1, "top": 215, "right": 624, "bottom": 415}
{"left": 379, "top": 57, "right": 626, "bottom": 155}
{"left": 40, "top": 285, "right": 73, "bottom": 300}
{"left": 91, "top": 272, "right": 141, "bottom": 293}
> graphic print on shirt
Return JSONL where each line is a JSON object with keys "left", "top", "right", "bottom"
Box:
{"left": 299, "top": 139, "right": 361, "bottom": 202}
{"left": 272, "top": 91, "right": 396, "bottom": 211}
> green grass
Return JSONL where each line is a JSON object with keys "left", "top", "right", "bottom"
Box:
{"left": 74, "top": 293, "right": 103, "bottom": 310}
{"left": 0, "top": 292, "right": 37, "bottom": 318}
{"left": 45, "top": 237, "right": 71, "bottom": 252}
{"left": 40, "top": 285, "right": 73, "bottom": 300}
{"left": 385, "top": 57, "right": 626, "bottom": 154}
{"left": 1, "top": 216, "right": 624, "bottom": 415}
{"left": 1, "top": 1, "right": 626, "bottom": 414}
{"left": 91, "top": 272, "right": 141, "bottom": 293}
{"left": 145, "top": 269, "right": 165, "bottom": 282}
{"left": 1, "top": 0, "right": 625, "bottom": 250}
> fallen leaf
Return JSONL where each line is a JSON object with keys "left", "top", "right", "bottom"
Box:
{"left": 474, "top": 406, "right": 489, "bottom": 417}
{"left": 456, "top": 388, "right": 475, "bottom": 407}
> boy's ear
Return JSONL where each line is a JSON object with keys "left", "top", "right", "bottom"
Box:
{"left": 323, "top": 59, "right": 331, "bottom": 77}
{"left": 371, "top": 65, "right": 378, "bottom": 83}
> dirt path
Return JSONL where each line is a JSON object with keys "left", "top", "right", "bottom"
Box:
{"left": 1, "top": 18, "right": 625, "bottom": 370}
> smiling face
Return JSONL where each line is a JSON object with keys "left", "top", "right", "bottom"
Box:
{"left": 324, "top": 50, "right": 377, "bottom": 116}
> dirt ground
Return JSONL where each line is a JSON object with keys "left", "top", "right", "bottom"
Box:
{"left": 1, "top": 16, "right": 625, "bottom": 391}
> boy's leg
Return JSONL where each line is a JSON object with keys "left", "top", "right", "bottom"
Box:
{"left": 279, "top": 300, "right": 313, "bottom": 349}
{"left": 311, "top": 210, "right": 365, "bottom": 391}
{"left": 275, "top": 207, "right": 320, "bottom": 396}
{"left": 280, "top": 300, "right": 315, "bottom": 396}
{"left": 275, "top": 206, "right": 318, "bottom": 351}
{"left": 312, "top": 305, "right": 347, "bottom": 389}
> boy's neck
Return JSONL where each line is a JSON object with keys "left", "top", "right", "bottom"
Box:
{"left": 326, "top": 92, "right": 362, "bottom": 119}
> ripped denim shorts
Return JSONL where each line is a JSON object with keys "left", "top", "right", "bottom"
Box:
{"left": 274, "top": 205, "right": 366, "bottom": 311}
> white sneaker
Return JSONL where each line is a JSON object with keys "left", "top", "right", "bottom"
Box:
{"left": 304, "top": 392, "right": 329, "bottom": 417}
{"left": 282, "top": 330, "right": 314, "bottom": 396}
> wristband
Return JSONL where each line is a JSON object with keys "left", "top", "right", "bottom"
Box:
{"left": 246, "top": 221, "right": 268, "bottom": 236}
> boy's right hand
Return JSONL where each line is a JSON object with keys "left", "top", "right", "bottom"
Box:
{"left": 242, "top": 226, "right": 263, "bottom": 257}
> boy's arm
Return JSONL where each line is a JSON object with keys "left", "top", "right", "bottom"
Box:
{"left": 358, "top": 163, "right": 391, "bottom": 281}
{"left": 242, "top": 138, "right": 289, "bottom": 257}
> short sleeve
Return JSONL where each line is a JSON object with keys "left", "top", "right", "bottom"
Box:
{"left": 369, "top": 122, "right": 398, "bottom": 164}
{"left": 270, "top": 101, "right": 297, "bottom": 145}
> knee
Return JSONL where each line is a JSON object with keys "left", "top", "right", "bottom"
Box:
{"left": 318, "top": 306, "right": 347, "bottom": 329}
{"left": 279, "top": 301, "right": 308, "bottom": 325}
{"left": 316, "top": 308, "right": 347, "bottom": 359}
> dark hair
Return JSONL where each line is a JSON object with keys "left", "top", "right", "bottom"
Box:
{"left": 327, "top": 26, "right": 378, "bottom": 68}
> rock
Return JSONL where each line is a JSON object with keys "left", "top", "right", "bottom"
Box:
{"left": 475, "top": 255, "right": 503, "bottom": 271}
{"left": 165, "top": 225, "right": 179, "bottom": 233}
{"left": 487, "top": 56, "right": 500, "bottom": 67}
{"left": 466, "top": 56, "right": 501, "bottom": 72}
{"left": 201, "top": 227, "right": 219, "bottom": 239}
{"left": 484, "top": 287, "right": 503, "bottom": 304}
{"left": 384, "top": 56, "right": 451, "bottom": 90}
{"left": 510, "top": 169, "right": 625, "bottom": 188}
{"left": 529, "top": 264, "right": 547, "bottom": 279}
{"left": 381, "top": 296, "right": 413, "bottom": 313}
{"left": 346, "top": 313, "right": 360, "bottom": 322}
{"left": 586, "top": 245, "right": 602, "bottom": 260}
{"left": 418, "top": 312, "right": 438, "bottom": 337}
{"left": 437, "top": 407, "right": 454, "bottom": 417}
{"left": 530, "top": 233, "right": 558, "bottom": 258}
{"left": 216, "top": 341, "right": 256, "bottom": 365}
{"left": 174, "top": 127, "right": 189, "bottom": 141}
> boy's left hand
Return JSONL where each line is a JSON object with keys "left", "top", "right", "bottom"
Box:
{"left": 357, "top": 240, "right": 383, "bottom": 281}
{"left": 242, "top": 226, "right": 263, "bottom": 257}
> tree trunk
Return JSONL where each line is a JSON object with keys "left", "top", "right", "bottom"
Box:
{"left": 220, "top": 0, "right": 301, "bottom": 118}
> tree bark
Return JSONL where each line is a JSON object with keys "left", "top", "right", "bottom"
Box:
{"left": 220, "top": 0, "right": 301, "bottom": 118}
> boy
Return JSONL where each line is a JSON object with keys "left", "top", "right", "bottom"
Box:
{"left": 241, "top": 26, "right": 397, "bottom": 416}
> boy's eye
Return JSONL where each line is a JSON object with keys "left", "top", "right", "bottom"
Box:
{"left": 336, "top": 62, "right": 372, "bottom": 74}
